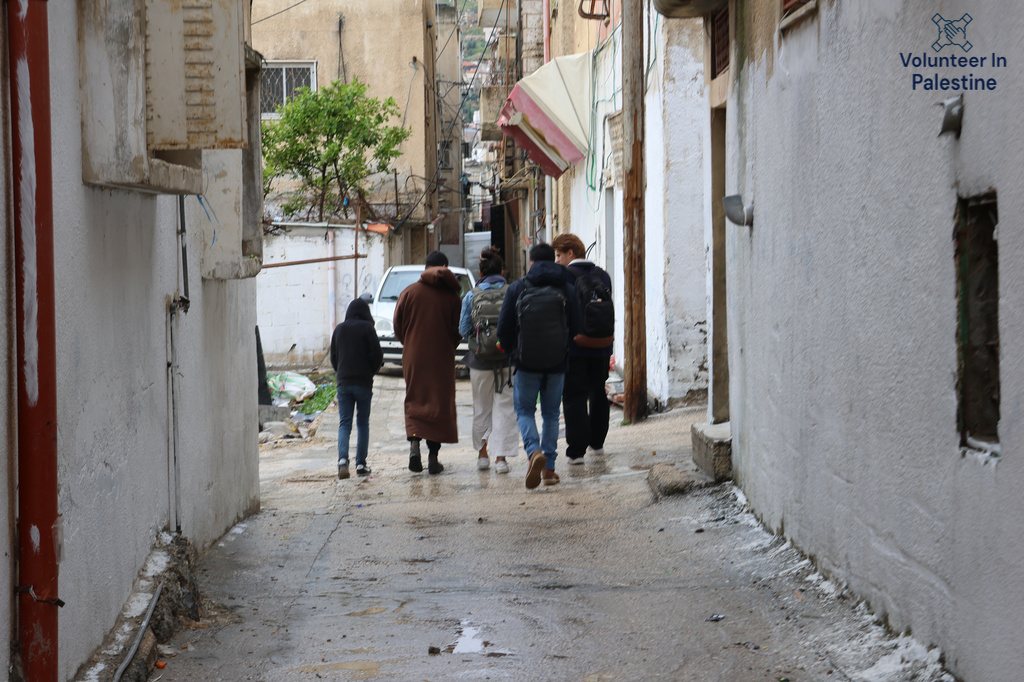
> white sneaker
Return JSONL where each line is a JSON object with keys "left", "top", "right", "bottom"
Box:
{"left": 589, "top": 447, "right": 604, "bottom": 456}
{"left": 568, "top": 456, "right": 586, "bottom": 466}
{"left": 477, "top": 456, "right": 490, "bottom": 471}
{"left": 494, "top": 459, "right": 510, "bottom": 474}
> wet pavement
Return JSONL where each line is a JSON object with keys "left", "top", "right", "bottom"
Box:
{"left": 148, "top": 373, "right": 952, "bottom": 682}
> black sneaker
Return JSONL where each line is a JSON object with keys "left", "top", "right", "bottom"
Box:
{"left": 409, "top": 454, "right": 423, "bottom": 473}
{"left": 356, "top": 464, "right": 371, "bottom": 477}
{"left": 338, "top": 462, "right": 350, "bottom": 480}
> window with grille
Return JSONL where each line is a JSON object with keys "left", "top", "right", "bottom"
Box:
{"left": 711, "top": 7, "right": 729, "bottom": 80}
{"left": 261, "top": 62, "right": 317, "bottom": 117}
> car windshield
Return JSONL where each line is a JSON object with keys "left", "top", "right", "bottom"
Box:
{"left": 378, "top": 270, "right": 474, "bottom": 301}
{"left": 378, "top": 271, "right": 421, "bottom": 301}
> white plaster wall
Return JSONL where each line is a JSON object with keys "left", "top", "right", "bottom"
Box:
{"left": 49, "top": 5, "right": 260, "bottom": 677}
{"left": 258, "top": 229, "right": 336, "bottom": 367}
{"left": 660, "top": 19, "right": 709, "bottom": 403}
{"left": 725, "top": 1, "right": 1024, "bottom": 679}
{"left": 642, "top": 17, "right": 709, "bottom": 406}
{"left": 257, "top": 227, "right": 387, "bottom": 367}
{"left": 196, "top": 150, "right": 262, "bottom": 280}
{"left": 645, "top": 66, "right": 671, "bottom": 403}
{"left": 566, "top": 33, "right": 627, "bottom": 376}
{"left": 567, "top": 32, "right": 620, "bottom": 265}
{"left": 566, "top": 16, "right": 708, "bottom": 406}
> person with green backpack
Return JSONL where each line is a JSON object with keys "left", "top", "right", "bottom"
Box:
{"left": 458, "top": 247, "right": 518, "bottom": 474}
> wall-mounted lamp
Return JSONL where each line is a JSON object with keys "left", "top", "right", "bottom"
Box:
{"left": 723, "top": 194, "right": 754, "bottom": 227}
{"left": 937, "top": 94, "right": 963, "bottom": 138}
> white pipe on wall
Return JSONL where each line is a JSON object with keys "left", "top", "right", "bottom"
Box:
{"left": 327, "top": 230, "right": 337, "bottom": 329}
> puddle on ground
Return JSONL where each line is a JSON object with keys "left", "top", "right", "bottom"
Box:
{"left": 452, "top": 621, "right": 486, "bottom": 653}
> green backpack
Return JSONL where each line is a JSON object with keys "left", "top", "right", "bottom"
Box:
{"left": 469, "top": 284, "right": 508, "bottom": 365}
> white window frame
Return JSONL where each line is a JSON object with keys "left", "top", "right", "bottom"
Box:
{"left": 261, "top": 60, "right": 318, "bottom": 119}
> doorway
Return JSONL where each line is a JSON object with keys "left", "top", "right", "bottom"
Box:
{"left": 710, "top": 106, "right": 729, "bottom": 423}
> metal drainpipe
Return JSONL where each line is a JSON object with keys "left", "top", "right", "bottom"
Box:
{"left": 9, "top": 0, "right": 62, "bottom": 679}
{"left": 168, "top": 199, "right": 190, "bottom": 534}
{"left": 542, "top": 0, "right": 551, "bottom": 63}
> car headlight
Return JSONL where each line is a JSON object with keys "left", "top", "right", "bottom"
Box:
{"left": 374, "top": 316, "right": 393, "bottom": 335}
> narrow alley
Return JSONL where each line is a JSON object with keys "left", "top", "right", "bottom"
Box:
{"left": 147, "top": 375, "right": 951, "bottom": 681}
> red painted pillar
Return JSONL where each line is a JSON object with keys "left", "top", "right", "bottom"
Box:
{"left": 8, "top": 0, "right": 60, "bottom": 679}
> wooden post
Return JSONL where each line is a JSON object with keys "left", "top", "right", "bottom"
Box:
{"left": 622, "top": 0, "right": 648, "bottom": 424}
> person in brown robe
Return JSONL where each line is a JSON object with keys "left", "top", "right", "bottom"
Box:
{"left": 393, "top": 251, "right": 463, "bottom": 474}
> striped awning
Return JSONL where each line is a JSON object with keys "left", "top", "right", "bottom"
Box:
{"left": 497, "top": 52, "right": 593, "bottom": 179}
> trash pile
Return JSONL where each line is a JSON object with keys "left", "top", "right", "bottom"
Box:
{"left": 258, "top": 419, "right": 304, "bottom": 444}
{"left": 260, "top": 372, "right": 337, "bottom": 445}
{"left": 267, "top": 371, "right": 317, "bottom": 406}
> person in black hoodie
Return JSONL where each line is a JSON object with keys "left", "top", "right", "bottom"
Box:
{"left": 330, "top": 297, "right": 384, "bottom": 479}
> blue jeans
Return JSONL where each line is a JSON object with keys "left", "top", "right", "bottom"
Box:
{"left": 337, "top": 384, "right": 372, "bottom": 467}
{"left": 512, "top": 369, "right": 565, "bottom": 469}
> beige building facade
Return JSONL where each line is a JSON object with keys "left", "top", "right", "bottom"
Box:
{"left": 252, "top": 0, "right": 441, "bottom": 263}
{"left": 435, "top": 2, "right": 468, "bottom": 265}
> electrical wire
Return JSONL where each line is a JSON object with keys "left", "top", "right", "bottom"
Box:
{"left": 393, "top": 0, "right": 509, "bottom": 233}
{"left": 646, "top": 5, "right": 660, "bottom": 90}
{"left": 252, "top": 0, "right": 314, "bottom": 26}
{"left": 400, "top": 61, "right": 420, "bottom": 130}
{"left": 578, "top": 8, "right": 657, "bottom": 215}
{"left": 436, "top": 0, "right": 471, "bottom": 71}
{"left": 427, "top": 1, "right": 472, "bottom": 129}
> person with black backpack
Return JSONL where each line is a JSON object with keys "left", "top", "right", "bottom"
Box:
{"left": 458, "top": 247, "right": 518, "bottom": 474}
{"left": 497, "top": 243, "right": 582, "bottom": 489}
{"left": 553, "top": 233, "right": 615, "bottom": 466}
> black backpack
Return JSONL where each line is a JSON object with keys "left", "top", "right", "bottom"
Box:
{"left": 515, "top": 280, "right": 568, "bottom": 371}
{"left": 570, "top": 266, "right": 614, "bottom": 339}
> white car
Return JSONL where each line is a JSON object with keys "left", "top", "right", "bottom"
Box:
{"left": 361, "top": 264, "right": 476, "bottom": 366}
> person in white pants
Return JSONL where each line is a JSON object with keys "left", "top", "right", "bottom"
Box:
{"left": 468, "top": 365, "right": 519, "bottom": 472}
{"left": 459, "top": 247, "right": 519, "bottom": 473}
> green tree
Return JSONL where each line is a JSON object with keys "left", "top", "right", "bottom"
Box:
{"left": 262, "top": 79, "right": 411, "bottom": 222}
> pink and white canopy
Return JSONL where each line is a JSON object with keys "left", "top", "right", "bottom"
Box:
{"left": 498, "top": 52, "right": 593, "bottom": 179}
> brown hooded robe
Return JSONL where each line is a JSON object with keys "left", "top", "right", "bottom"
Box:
{"left": 393, "top": 266, "right": 462, "bottom": 443}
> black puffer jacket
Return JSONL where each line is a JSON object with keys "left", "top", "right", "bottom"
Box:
{"left": 330, "top": 298, "right": 384, "bottom": 387}
{"left": 496, "top": 260, "right": 582, "bottom": 373}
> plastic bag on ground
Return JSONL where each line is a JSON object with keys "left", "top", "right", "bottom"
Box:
{"left": 267, "top": 372, "right": 317, "bottom": 406}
